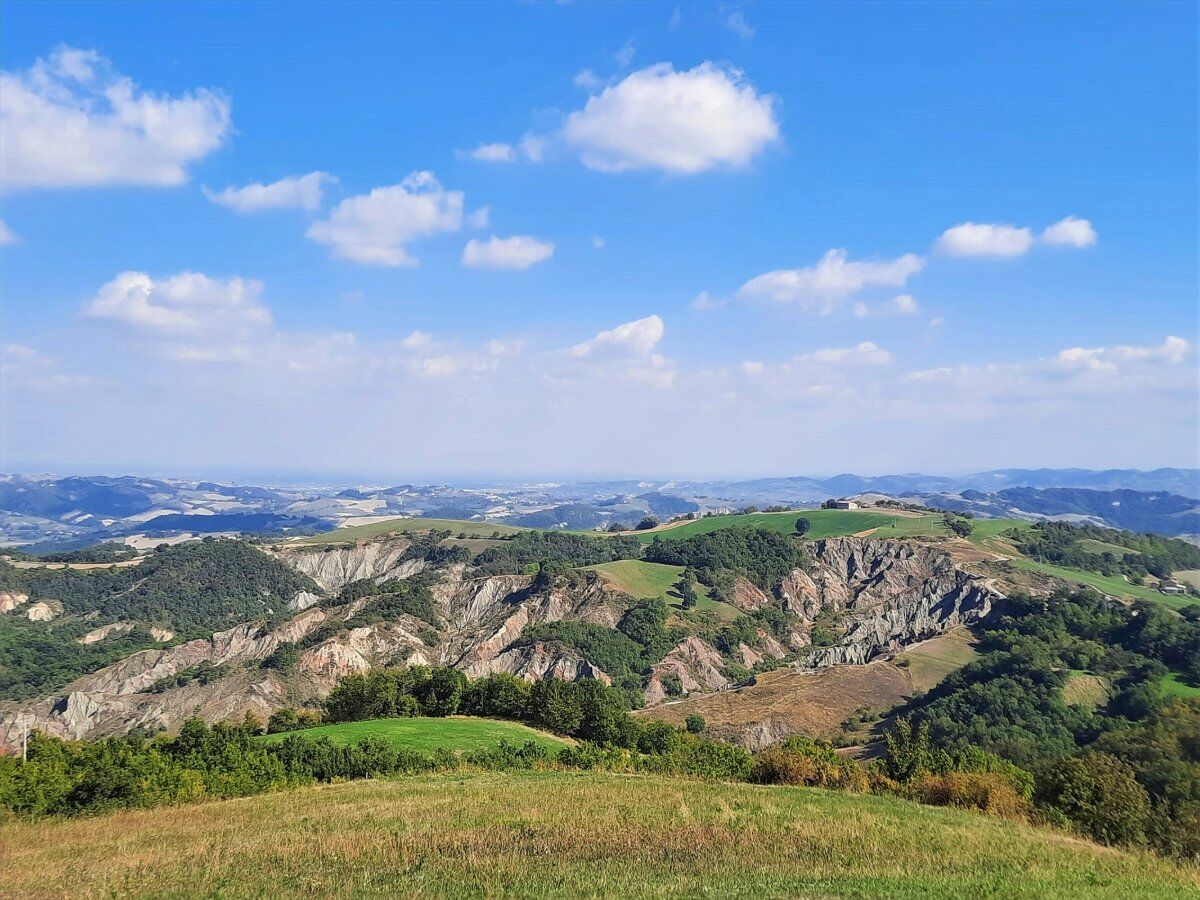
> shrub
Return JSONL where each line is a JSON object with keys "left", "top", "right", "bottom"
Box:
{"left": 912, "top": 772, "right": 1030, "bottom": 820}
{"left": 751, "top": 738, "right": 868, "bottom": 792}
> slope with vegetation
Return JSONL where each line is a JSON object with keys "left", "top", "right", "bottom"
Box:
{"left": 4, "top": 770, "right": 1195, "bottom": 899}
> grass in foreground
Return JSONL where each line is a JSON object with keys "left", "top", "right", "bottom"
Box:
{"left": 257, "top": 716, "right": 568, "bottom": 753}
{"left": 2, "top": 770, "right": 1194, "bottom": 899}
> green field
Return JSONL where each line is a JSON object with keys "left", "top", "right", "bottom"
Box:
{"left": 1078, "top": 538, "right": 1139, "bottom": 557}
{"left": 258, "top": 716, "right": 568, "bottom": 753}
{"left": 291, "top": 516, "right": 529, "bottom": 545}
{"left": 3, "top": 771, "right": 1194, "bottom": 898}
{"left": 585, "top": 559, "right": 742, "bottom": 621}
{"left": 1161, "top": 672, "right": 1200, "bottom": 699}
{"left": 635, "top": 508, "right": 948, "bottom": 544}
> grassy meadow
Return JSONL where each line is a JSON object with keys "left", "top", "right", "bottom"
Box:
{"left": 257, "top": 716, "right": 568, "bottom": 753}
{"left": 585, "top": 559, "right": 742, "bottom": 621}
{"left": 634, "top": 507, "right": 949, "bottom": 544}
{"left": 291, "top": 516, "right": 528, "bottom": 545}
{"left": 3, "top": 770, "right": 1195, "bottom": 898}
{"left": 1160, "top": 672, "right": 1200, "bottom": 699}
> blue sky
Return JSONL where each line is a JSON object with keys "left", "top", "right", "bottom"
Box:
{"left": 1, "top": 1, "right": 1197, "bottom": 481}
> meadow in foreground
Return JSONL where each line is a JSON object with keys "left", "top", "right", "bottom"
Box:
{"left": 2, "top": 770, "right": 1195, "bottom": 899}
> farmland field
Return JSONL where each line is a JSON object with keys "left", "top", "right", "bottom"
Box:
{"left": 585, "top": 559, "right": 742, "bottom": 620}
{"left": 290, "top": 516, "right": 529, "bottom": 545}
{"left": 633, "top": 508, "right": 948, "bottom": 543}
{"left": 4, "top": 770, "right": 1195, "bottom": 899}
{"left": 257, "top": 716, "right": 568, "bottom": 753}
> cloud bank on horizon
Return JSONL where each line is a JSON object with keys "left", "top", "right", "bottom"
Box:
{"left": 0, "top": 3, "right": 1196, "bottom": 478}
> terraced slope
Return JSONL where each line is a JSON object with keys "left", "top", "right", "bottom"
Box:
{"left": 2, "top": 771, "right": 1193, "bottom": 898}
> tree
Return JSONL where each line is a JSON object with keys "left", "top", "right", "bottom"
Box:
{"left": 635, "top": 515, "right": 660, "bottom": 531}
{"left": 1034, "top": 753, "right": 1151, "bottom": 847}
{"left": 685, "top": 714, "right": 706, "bottom": 734}
{"left": 677, "top": 568, "right": 698, "bottom": 610}
{"left": 795, "top": 517, "right": 811, "bottom": 537}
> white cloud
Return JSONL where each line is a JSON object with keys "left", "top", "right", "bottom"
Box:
{"left": 727, "top": 11, "right": 756, "bottom": 40}
{"left": 563, "top": 62, "right": 779, "bottom": 174}
{"left": 1041, "top": 216, "right": 1097, "bottom": 248}
{"left": 462, "top": 235, "right": 555, "bottom": 270}
{"left": 592, "top": 236, "right": 606, "bottom": 249}
{"left": 466, "top": 206, "right": 491, "bottom": 228}
{"left": 401, "top": 331, "right": 432, "bottom": 348}
{"left": 1, "top": 343, "right": 93, "bottom": 392}
{"left": 1054, "top": 335, "right": 1190, "bottom": 372}
{"left": 738, "top": 249, "right": 925, "bottom": 312}
{"left": 0, "top": 219, "right": 18, "bottom": 245}
{"left": 0, "top": 46, "right": 231, "bottom": 190}
{"left": 84, "top": 271, "right": 271, "bottom": 338}
{"left": 935, "top": 222, "right": 1034, "bottom": 257}
{"left": 800, "top": 341, "right": 893, "bottom": 365}
{"left": 467, "top": 142, "right": 516, "bottom": 163}
{"left": 852, "top": 294, "right": 920, "bottom": 319}
{"left": 203, "top": 171, "right": 335, "bottom": 213}
{"left": 569, "top": 314, "right": 664, "bottom": 357}
{"left": 306, "top": 172, "right": 463, "bottom": 266}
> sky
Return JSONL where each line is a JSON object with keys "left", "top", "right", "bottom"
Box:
{"left": 1, "top": 1, "right": 1197, "bottom": 482}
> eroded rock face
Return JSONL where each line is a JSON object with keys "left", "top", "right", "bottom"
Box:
{"left": 0, "top": 591, "right": 29, "bottom": 613}
{"left": 270, "top": 539, "right": 425, "bottom": 592}
{"left": 78, "top": 622, "right": 135, "bottom": 645}
{"left": 26, "top": 600, "right": 62, "bottom": 621}
{"left": 464, "top": 641, "right": 611, "bottom": 684}
{"left": 645, "top": 636, "right": 732, "bottom": 704}
{"left": 780, "top": 537, "right": 1001, "bottom": 669}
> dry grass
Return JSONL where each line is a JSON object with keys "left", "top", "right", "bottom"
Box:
{"left": 638, "top": 630, "right": 979, "bottom": 743}
{"left": 2, "top": 771, "right": 1194, "bottom": 898}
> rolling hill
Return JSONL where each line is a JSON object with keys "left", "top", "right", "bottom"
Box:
{"left": 2, "top": 771, "right": 1194, "bottom": 898}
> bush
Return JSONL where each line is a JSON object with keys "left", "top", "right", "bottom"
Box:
{"left": 912, "top": 772, "right": 1029, "bottom": 820}
{"left": 751, "top": 738, "right": 868, "bottom": 792}
{"left": 685, "top": 714, "right": 706, "bottom": 734}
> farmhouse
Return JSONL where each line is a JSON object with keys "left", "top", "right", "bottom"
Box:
{"left": 824, "top": 499, "right": 860, "bottom": 510}
{"left": 1159, "top": 580, "right": 1187, "bottom": 596}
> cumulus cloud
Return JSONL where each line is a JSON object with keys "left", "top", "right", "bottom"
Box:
{"left": 306, "top": 172, "right": 463, "bottom": 266}
{"left": 0, "top": 219, "right": 19, "bottom": 245}
{"left": 467, "top": 142, "right": 516, "bottom": 163}
{"left": 84, "top": 271, "right": 271, "bottom": 341}
{"left": 737, "top": 249, "right": 925, "bottom": 312}
{"left": 0, "top": 46, "right": 231, "bottom": 191}
{"left": 799, "top": 341, "right": 893, "bottom": 365}
{"left": 563, "top": 62, "right": 779, "bottom": 174}
{"left": 935, "top": 222, "right": 1034, "bottom": 257}
{"left": 1041, "top": 216, "right": 1097, "bottom": 248}
{"left": 1053, "top": 335, "right": 1190, "bottom": 372}
{"left": 462, "top": 235, "right": 555, "bottom": 270}
{"left": 203, "top": 172, "right": 335, "bottom": 213}
{"left": 853, "top": 294, "right": 920, "bottom": 319}
{"left": 936, "top": 217, "right": 1098, "bottom": 257}
{"left": 569, "top": 315, "right": 664, "bottom": 357}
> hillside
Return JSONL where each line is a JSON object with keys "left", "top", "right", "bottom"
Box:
{"left": 2, "top": 771, "right": 1194, "bottom": 898}
{"left": 257, "top": 715, "right": 568, "bottom": 753}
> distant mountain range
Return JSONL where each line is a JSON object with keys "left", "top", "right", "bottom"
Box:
{"left": 1, "top": 467, "right": 1197, "bottom": 549}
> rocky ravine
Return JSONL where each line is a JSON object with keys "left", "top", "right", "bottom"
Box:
{"left": 0, "top": 536, "right": 1001, "bottom": 749}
